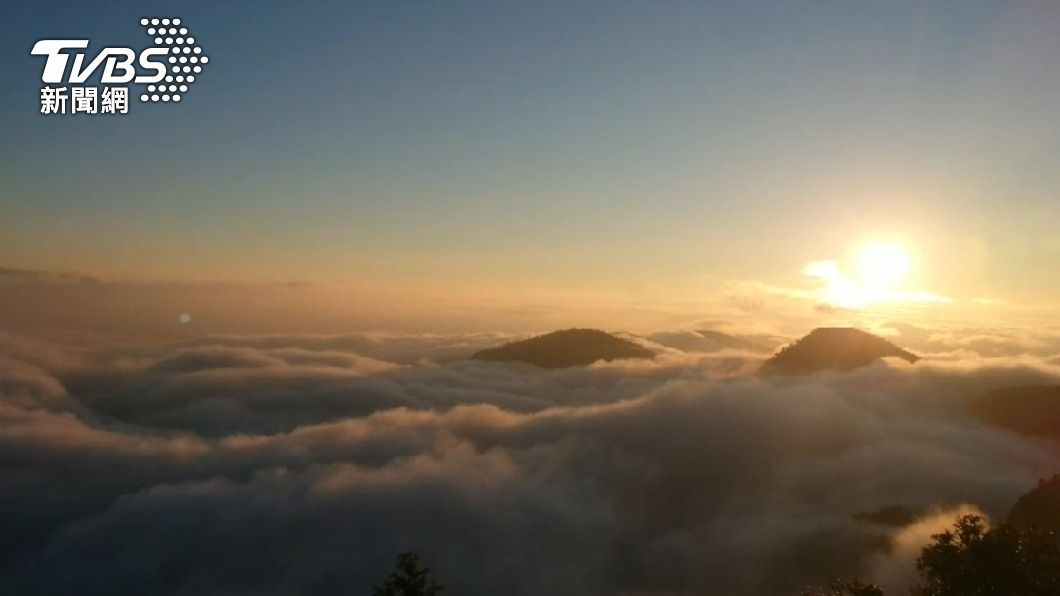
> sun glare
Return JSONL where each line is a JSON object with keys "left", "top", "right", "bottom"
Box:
{"left": 856, "top": 244, "right": 911, "bottom": 292}
{"left": 804, "top": 242, "right": 944, "bottom": 310}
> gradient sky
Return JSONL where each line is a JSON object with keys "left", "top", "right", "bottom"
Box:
{"left": 3, "top": 1, "right": 1060, "bottom": 330}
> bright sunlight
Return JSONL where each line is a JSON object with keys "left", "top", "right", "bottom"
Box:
{"left": 804, "top": 242, "right": 948, "bottom": 310}
{"left": 856, "top": 244, "right": 912, "bottom": 292}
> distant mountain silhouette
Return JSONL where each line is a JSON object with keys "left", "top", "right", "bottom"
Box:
{"left": 1008, "top": 474, "right": 1060, "bottom": 541}
{"left": 472, "top": 329, "right": 654, "bottom": 368}
{"left": 969, "top": 385, "right": 1060, "bottom": 439}
{"left": 852, "top": 505, "right": 922, "bottom": 527}
{"left": 647, "top": 329, "right": 770, "bottom": 354}
{"left": 760, "top": 327, "right": 919, "bottom": 375}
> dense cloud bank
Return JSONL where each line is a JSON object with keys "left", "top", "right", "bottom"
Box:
{"left": 2, "top": 328, "right": 1060, "bottom": 595}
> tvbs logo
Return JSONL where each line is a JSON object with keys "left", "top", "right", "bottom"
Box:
{"left": 31, "top": 17, "right": 208, "bottom": 115}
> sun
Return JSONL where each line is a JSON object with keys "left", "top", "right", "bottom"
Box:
{"left": 805, "top": 242, "right": 944, "bottom": 309}
{"left": 856, "top": 243, "right": 911, "bottom": 292}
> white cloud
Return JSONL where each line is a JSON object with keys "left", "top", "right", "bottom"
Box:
{"left": 0, "top": 330, "right": 1058, "bottom": 595}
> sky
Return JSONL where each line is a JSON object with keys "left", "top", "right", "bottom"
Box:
{"left": 2, "top": 0, "right": 1060, "bottom": 334}
{"left": 4, "top": 6, "right": 1060, "bottom": 593}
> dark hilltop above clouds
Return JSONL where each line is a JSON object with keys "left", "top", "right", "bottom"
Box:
{"left": 760, "top": 327, "right": 920, "bottom": 375}
{"left": 471, "top": 328, "right": 654, "bottom": 368}
{"left": 969, "top": 385, "right": 1060, "bottom": 440}
{"left": 1008, "top": 474, "right": 1060, "bottom": 539}
{"left": 472, "top": 327, "right": 923, "bottom": 372}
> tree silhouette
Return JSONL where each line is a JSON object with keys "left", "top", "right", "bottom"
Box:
{"left": 915, "top": 514, "right": 1060, "bottom": 596}
{"left": 801, "top": 513, "right": 1060, "bottom": 596}
{"left": 373, "top": 551, "right": 445, "bottom": 596}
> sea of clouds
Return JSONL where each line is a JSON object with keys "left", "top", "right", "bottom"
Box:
{"left": 2, "top": 326, "right": 1060, "bottom": 595}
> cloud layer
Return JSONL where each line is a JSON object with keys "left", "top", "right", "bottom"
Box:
{"left": 1, "top": 328, "right": 1059, "bottom": 595}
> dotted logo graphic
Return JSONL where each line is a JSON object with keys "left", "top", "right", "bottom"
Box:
{"left": 138, "top": 18, "right": 208, "bottom": 103}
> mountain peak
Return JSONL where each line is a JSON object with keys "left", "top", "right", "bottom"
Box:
{"left": 471, "top": 328, "right": 654, "bottom": 369}
{"left": 760, "top": 327, "right": 919, "bottom": 375}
